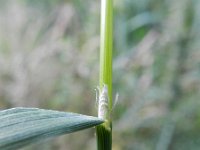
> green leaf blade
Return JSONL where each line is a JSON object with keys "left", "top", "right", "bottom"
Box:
{"left": 0, "top": 107, "right": 103, "bottom": 150}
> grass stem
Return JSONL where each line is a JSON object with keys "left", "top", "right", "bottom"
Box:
{"left": 96, "top": 0, "right": 113, "bottom": 149}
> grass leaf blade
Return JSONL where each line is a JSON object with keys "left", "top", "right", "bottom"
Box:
{"left": 0, "top": 107, "right": 103, "bottom": 150}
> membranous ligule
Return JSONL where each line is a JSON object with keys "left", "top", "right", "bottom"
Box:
{"left": 98, "top": 85, "right": 109, "bottom": 120}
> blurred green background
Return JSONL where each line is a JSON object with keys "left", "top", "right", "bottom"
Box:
{"left": 0, "top": 0, "right": 200, "bottom": 150}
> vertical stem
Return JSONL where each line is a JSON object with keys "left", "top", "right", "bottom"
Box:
{"left": 96, "top": 0, "right": 113, "bottom": 149}
{"left": 99, "top": 0, "right": 113, "bottom": 106}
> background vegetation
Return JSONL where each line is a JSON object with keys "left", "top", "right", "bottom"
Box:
{"left": 0, "top": 0, "right": 200, "bottom": 150}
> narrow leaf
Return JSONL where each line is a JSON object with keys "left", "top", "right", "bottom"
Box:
{"left": 0, "top": 107, "right": 103, "bottom": 150}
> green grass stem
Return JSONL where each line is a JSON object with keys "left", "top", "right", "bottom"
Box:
{"left": 96, "top": 0, "right": 113, "bottom": 149}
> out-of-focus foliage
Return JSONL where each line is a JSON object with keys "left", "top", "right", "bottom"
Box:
{"left": 0, "top": 0, "right": 200, "bottom": 150}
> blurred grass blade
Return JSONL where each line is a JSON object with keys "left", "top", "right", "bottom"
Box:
{"left": 0, "top": 107, "right": 103, "bottom": 150}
